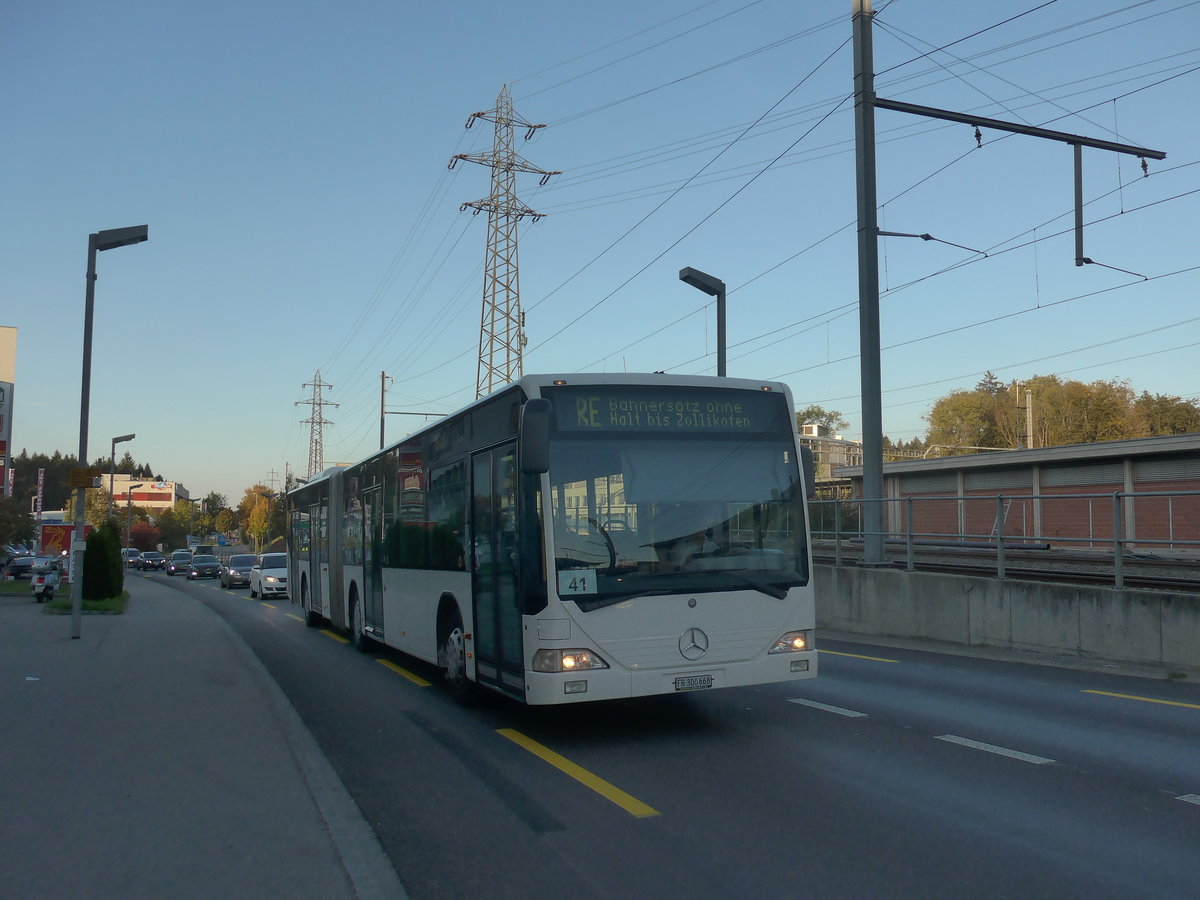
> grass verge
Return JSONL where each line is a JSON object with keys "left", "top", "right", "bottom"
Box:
{"left": 45, "top": 591, "right": 129, "bottom": 614}
{"left": 0, "top": 580, "right": 32, "bottom": 596}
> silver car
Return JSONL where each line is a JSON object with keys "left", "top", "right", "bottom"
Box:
{"left": 220, "top": 554, "right": 257, "bottom": 588}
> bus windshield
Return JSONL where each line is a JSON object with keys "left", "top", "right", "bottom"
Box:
{"left": 544, "top": 387, "right": 808, "bottom": 611}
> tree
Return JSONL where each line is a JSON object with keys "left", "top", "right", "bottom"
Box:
{"left": 976, "top": 371, "right": 1004, "bottom": 395}
{"left": 85, "top": 487, "right": 112, "bottom": 529}
{"left": 1129, "top": 391, "right": 1200, "bottom": 436}
{"left": 924, "top": 389, "right": 1003, "bottom": 450}
{"left": 924, "top": 374, "right": 1198, "bottom": 451}
{"left": 796, "top": 405, "right": 850, "bottom": 434}
{"left": 204, "top": 492, "right": 228, "bottom": 515}
{"left": 0, "top": 494, "right": 34, "bottom": 548}
{"left": 215, "top": 508, "right": 236, "bottom": 535}
{"left": 128, "top": 521, "right": 161, "bottom": 552}
{"left": 246, "top": 502, "right": 269, "bottom": 552}
{"left": 156, "top": 508, "right": 188, "bottom": 551}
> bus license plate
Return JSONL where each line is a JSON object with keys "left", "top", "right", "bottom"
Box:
{"left": 674, "top": 674, "right": 713, "bottom": 692}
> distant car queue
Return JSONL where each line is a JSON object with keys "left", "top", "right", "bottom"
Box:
{"left": 4, "top": 545, "right": 287, "bottom": 602}
{"left": 127, "top": 548, "right": 287, "bottom": 599}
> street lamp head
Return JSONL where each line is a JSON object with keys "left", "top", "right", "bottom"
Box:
{"left": 679, "top": 266, "right": 725, "bottom": 296}
{"left": 113, "top": 433, "right": 136, "bottom": 444}
{"left": 94, "top": 225, "right": 149, "bottom": 252}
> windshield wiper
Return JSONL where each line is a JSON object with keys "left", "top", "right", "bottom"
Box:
{"left": 726, "top": 572, "right": 794, "bottom": 600}
{"left": 574, "top": 589, "right": 674, "bottom": 611}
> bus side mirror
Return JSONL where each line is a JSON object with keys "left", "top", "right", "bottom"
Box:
{"left": 520, "top": 399, "right": 552, "bottom": 474}
{"left": 799, "top": 446, "right": 816, "bottom": 499}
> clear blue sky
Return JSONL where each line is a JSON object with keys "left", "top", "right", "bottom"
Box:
{"left": 4, "top": 0, "right": 1198, "bottom": 504}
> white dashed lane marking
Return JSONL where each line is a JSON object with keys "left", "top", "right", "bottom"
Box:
{"left": 787, "top": 698, "right": 869, "bottom": 718}
{"left": 935, "top": 734, "right": 1055, "bottom": 765}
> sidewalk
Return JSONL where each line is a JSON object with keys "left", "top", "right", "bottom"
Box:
{"left": 0, "top": 576, "right": 406, "bottom": 899}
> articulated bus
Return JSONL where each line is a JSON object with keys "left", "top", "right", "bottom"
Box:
{"left": 287, "top": 373, "right": 818, "bottom": 705}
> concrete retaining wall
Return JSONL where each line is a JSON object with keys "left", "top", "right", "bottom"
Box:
{"left": 815, "top": 564, "right": 1200, "bottom": 670}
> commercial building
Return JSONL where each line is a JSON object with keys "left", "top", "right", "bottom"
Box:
{"left": 110, "top": 473, "right": 190, "bottom": 511}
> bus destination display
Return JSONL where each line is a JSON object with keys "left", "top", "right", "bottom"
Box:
{"left": 546, "top": 386, "right": 784, "bottom": 434}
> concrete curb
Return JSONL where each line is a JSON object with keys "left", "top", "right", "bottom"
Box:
{"left": 192, "top": 591, "right": 410, "bottom": 900}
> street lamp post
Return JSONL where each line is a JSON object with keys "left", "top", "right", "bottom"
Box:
{"left": 678, "top": 267, "right": 727, "bottom": 376}
{"left": 71, "top": 225, "right": 149, "bottom": 639}
{"left": 108, "top": 433, "right": 136, "bottom": 523}
{"left": 185, "top": 497, "right": 201, "bottom": 544}
{"left": 124, "top": 483, "right": 144, "bottom": 551}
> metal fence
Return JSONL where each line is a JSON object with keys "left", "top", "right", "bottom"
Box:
{"left": 808, "top": 489, "right": 1200, "bottom": 589}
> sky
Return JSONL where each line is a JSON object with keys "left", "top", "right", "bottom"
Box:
{"left": 3, "top": 0, "right": 1198, "bottom": 505}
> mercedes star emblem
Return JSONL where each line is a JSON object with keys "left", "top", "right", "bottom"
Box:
{"left": 679, "top": 627, "right": 709, "bottom": 660}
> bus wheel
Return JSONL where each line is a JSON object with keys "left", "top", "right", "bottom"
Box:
{"left": 443, "top": 611, "right": 476, "bottom": 705}
{"left": 349, "top": 593, "right": 370, "bottom": 653}
{"left": 302, "top": 580, "right": 320, "bottom": 628}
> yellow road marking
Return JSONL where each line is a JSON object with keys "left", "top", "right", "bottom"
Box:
{"left": 819, "top": 649, "right": 899, "bottom": 663}
{"left": 262, "top": 602, "right": 276, "bottom": 609}
{"left": 285, "top": 614, "right": 304, "bottom": 623}
{"left": 376, "top": 659, "right": 432, "bottom": 686}
{"left": 497, "top": 728, "right": 660, "bottom": 819}
{"left": 1083, "top": 690, "right": 1200, "bottom": 710}
{"left": 321, "top": 629, "right": 349, "bottom": 644}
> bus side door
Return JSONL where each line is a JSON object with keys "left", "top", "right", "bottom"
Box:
{"left": 471, "top": 444, "right": 524, "bottom": 696}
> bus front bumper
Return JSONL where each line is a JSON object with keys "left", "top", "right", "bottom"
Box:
{"left": 521, "top": 650, "right": 817, "bottom": 705}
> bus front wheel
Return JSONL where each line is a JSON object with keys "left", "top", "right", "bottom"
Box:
{"left": 442, "top": 609, "right": 476, "bottom": 705}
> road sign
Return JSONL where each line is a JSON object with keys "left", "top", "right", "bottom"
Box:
{"left": 68, "top": 467, "right": 102, "bottom": 488}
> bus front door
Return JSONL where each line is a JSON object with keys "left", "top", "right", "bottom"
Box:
{"left": 308, "top": 503, "right": 323, "bottom": 616}
{"left": 471, "top": 444, "right": 524, "bottom": 697}
{"left": 363, "top": 486, "right": 383, "bottom": 636}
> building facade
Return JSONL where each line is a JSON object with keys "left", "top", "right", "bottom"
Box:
{"left": 834, "top": 433, "right": 1200, "bottom": 552}
{"left": 110, "top": 473, "right": 190, "bottom": 512}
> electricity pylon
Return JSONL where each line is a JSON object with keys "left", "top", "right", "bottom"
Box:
{"left": 295, "top": 371, "right": 338, "bottom": 479}
{"left": 449, "top": 84, "right": 560, "bottom": 398}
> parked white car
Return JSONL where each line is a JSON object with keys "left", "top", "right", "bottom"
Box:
{"left": 249, "top": 553, "right": 288, "bottom": 600}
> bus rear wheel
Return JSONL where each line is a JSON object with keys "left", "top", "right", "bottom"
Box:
{"left": 302, "top": 580, "right": 320, "bottom": 628}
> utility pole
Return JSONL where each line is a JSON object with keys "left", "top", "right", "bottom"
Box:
{"left": 295, "top": 371, "right": 339, "bottom": 479}
{"left": 1015, "top": 381, "right": 1026, "bottom": 450}
{"left": 850, "top": 0, "right": 1165, "bottom": 565}
{"left": 380, "top": 371, "right": 392, "bottom": 450}
{"left": 449, "top": 84, "right": 560, "bottom": 398}
{"left": 1026, "top": 390, "right": 1035, "bottom": 450}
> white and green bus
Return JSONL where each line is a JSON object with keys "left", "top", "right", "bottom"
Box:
{"left": 287, "top": 373, "right": 817, "bottom": 705}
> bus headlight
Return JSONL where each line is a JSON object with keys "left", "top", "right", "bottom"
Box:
{"left": 768, "top": 630, "right": 812, "bottom": 654}
{"left": 533, "top": 649, "right": 610, "bottom": 672}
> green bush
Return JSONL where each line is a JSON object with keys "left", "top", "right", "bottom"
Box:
{"left": 82, "top": 520, "right": 124, "bottom": 601}
{"left": 101, "top": 519, "right": 124, "bottom": 597}
{"left": 82, "top": 531, "right": 110, "bottom": 600}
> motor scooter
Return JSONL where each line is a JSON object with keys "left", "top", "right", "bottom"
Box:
{"left": 31, "top": 565, "right": 59, "bottom": 603}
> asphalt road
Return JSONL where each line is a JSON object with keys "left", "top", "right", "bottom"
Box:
{"left": 153, "top": 572, "right": 1200, "bottom": 900}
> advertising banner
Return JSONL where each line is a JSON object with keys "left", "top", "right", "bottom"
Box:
{"left": 0, "top": 381, "right": 12, "bottom": 497}
{"left": 41, "top": 523, "right": 89, "bottom": 556}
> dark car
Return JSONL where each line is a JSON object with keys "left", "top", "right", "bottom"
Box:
{"left": 137, "top": 551, "right": 166, "bottom": 571}
{"left": 219, "top": 553, "right": 257, "bottom": 588}
{"left": 3, "top": 556, "right": 38, "bottom": 580}
{"left": 167, "top": 550, "right": 193, "bottom": 576}
{"left": 187, "top": 554, "right": 221, "bottom": 580}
